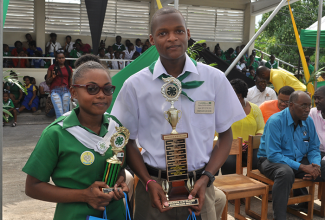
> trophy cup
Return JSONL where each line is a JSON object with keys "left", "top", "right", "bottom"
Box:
{"left": 161, "top": 77, "right": 199, "bottom": 208}
{"left": 102, "top": 126, "right": 130, "bottom": 193}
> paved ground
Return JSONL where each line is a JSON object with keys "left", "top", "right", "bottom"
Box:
{"left": 2, "top": 112, "right": 324, "bottom": 219}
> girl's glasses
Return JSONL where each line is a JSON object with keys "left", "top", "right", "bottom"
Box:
{"left": 72, "top": 84, "right": 115, "bottom": 96}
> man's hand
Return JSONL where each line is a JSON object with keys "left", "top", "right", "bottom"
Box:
{"left": 300, "top": 164, "right": 321, "bottom": 180}
{"left": 84, "top": 181, "right": 115, "bottom": 211}
{"left": 147, "top": 181, "right": 172, "bottom": 213}
{"left": 188, "top": 175, "right": 209, "bottom": 216}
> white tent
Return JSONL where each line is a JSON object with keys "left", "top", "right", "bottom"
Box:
{"left": 306, "top": 16, "right": 325, "bottom": 30}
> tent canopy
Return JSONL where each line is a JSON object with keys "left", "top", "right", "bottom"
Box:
{"left": 300, "top": 16, "right": 325, "bottom": 48}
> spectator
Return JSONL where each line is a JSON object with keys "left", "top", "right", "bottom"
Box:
{"left": 43, "top": 54, "right": 52, "bottom": 69}
{"left": 141, "top": 44, "right": 148, "bottom": 54}
{"left": 259, "top": 86, "right": 295, "bottom": 123}
{"left": 224, "top": 48, "right": 234, "bottom": 63}
{"left": 98, "top": 48, "right": 109, "bottom": 68}
{"left": 256, "top": 66, "right": 306, "bottom": 93}
{"left": 240, "top": 44, "right": 248, "bottom": 59}
{"left": 46, "top": 49, "right": 73, "bottom": 118}
{"left": 5, "top": 71, "right": 23, "bottom": 108}
{"left": 17, "top": 76, "right": 40, "bottom": 114}
{"left": 3, "top": 44, "right": 12, "bottom": 68}
{"left": 64, "top": 35, "right": 74, "bottom": 54}
{"left": 265, "top": 54, "right": 278, "bottom": 69}
{"left": 246, "top": 76, "right": 277, "bottom": 106}
{"left": 257, "top": 91, "right": 324, "bottom": 220}
{"left": 27, "top": 40, "right": 42, "bottom": 57}
{"left": 13, "top": 48, "right": 30, "bottom": 68}
{"left": 75, "top": 39, "right": 91, "bottom": 54}
{"left": 46, "top": 33, "right": 62, "bottom": 57}
{"left": 306, "top": 56, "right": 314, "bottom": 74}
{"left": 112, "top": 36, "right": 126, "bottom": 52}
{"left": 216, "top": 48, "right": 226, "bottom": 61}
{"left": 144, "top": 39, "right": 151, "bottom": 48}
{"left": 39, "top": 74, "right": 50, "bottom": 108}
{"left": 125, "top": 39, "right": 131, "bottom": 49}
{"left": 123, "top": 43, "right": 135, "bottom": 60}
{"left": 105, "top": 46, "right": 114, "bottom": 69}
{"left": 69, "top": 43, "right": 84, "bottom": 68}
{"left": 22, "top": 33, "right": 33, "bottom": 49}
{"left": 112, "top": 51, "right": 123, "bottom": 70}
{"left": 247, "top": 54, "right": 259, "bottom": 71}
{"left": 251, "top": 49, "right": 263, "bottom": 62}
{"left": 11, "top": 41, "right": 27, "bottom": 56}
{"left": 99, "top": 40, "right": 106, "bottom": 52}
{"left": 135, "top": 38, "right": 142, "bottom": 53}
{"left": 30, "top": 77, "right": 39, "bottom": 96}
{"left": 231, "top": 46, "right": 241, "bottom": 61}
{"left": 213, "top": 43, "right": 223, "bottom": 56}
{"left": 236, "top": 56, "right": 247, "bottom": 74}
{"left": 31, "top": 51, "right": 45, "bottom": 68}
{"left": 3, "top": 91, "right": 18, "bottom": 127}
{"left": 247, "top": 66, "right": 256, "bottom": 80}
{"left": 309, "top": 86, "right": 325, "bottom": 159}
{"left": 132, "top": 51, "right": 140, "bottom": 60}
{"left": 221, "top": 79, "right": 264, "bottom": 175}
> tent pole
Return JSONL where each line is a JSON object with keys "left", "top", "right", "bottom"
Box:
{"left": 174, "top": 0, "right": 178, "bottom": 9}
{"left": 315, "top": 0, "right": 323, "bottom": 72}
{"left": 225, "top": 0, "right": 287, "bottom": 76}
{"left": 0, "top": 0, "right": 4, "bottom": 218}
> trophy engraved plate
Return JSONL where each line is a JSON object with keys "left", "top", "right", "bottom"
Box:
{"left": 161, "top": 77, "right": 199, "bottom": 208}
{"left": 102, "top": 187, "right": 122, "bottom": 194}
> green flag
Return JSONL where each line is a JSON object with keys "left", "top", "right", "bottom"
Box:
{"left": 107, "top": 46, "right": 160, "bottom": 113}
{"left": 3, "top": 0, "right": 10, "bottom": 26}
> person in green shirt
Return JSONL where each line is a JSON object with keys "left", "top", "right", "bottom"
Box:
{"left": 247, "top": 54, "right": 259, "bottom": 71}
{"left": 3, "top": 91, "right": 18, "bottom": 127}
{"left": 70, "top": 43, "right": 84, "bottom": 68}
{"left": 5, "top": 71, "right": 23, "bottom": 108}
{"left": 23, "top": 61, "right": 129, "bottom": 220}
{"left": 306, "top": 56, "right": 314, "bottom": 74}
{"left": 216, "top": 48, "right": 226, "bottom": 61}
{"left": 112, "top": 36, "right": 126, "bottom": 52}
{"left": 265, "top": 54, "right": 278, "bottom": 69}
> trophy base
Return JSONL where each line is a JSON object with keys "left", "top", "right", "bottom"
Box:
{"left": 163, "top": 198, "right": 199, "bottom": 208}
{"left": 102, "top": 187, "right": 122, "bottom": 194}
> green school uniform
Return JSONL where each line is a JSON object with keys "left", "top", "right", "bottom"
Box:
{"left": 22, "top": 108, "right": 125, "bottom": 220}
{"left": 70, "top": 49, "right": 84, "bottom": 68}
{"left": 5, "top": 82, "right": 23, "bottom": 100}
{"left": 3, "top": 99, "right": 14, "bottom": 121}
{"left": 265, "top": 60, "right": 278, "bottom": 69}
{"left": 112, "top": 43, "right": 126, "bottom": 52}
{"left": 247, "top": 58, "right": 259, "bottom": 71}
{"left": 308, "top": 64, "right": 315, "bottom": 74}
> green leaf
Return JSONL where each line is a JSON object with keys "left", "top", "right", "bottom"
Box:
{"left": 2, "top": 109, "right": 13, "bottom": 122}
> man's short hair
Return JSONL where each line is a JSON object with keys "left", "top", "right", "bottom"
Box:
{"left": 29, "top": 40, "right": 36, "bottom": 47}
{"left": 116, "top": 35, "right": 121, "bottom": 40}
{"left": 289, "top": 90, "right": 306, "bottom": 103}
{"left": 66, "top": 35, "right": 71, "bottom": 40}
{"left": 315, "top": 85, "right": 325, "bottom": 96}
{"left": 150, "top": 6, "right": 185, "bottom": 34}
{"left": 50, "top": 33, "right": 57, "bottom": 38}
{"left": 278, "top": 86, "right": 295, "bottom": 96}
{"left": 25, "top": 33, "right": 31, "bottom": 39}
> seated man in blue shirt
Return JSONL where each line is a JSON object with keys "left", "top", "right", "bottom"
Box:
{"left": 257, "top": 90, "right": 324, "bottom": 220}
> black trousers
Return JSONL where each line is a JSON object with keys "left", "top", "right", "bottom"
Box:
{"left": 257, "top": 155, "right": 325, "bottom": 220}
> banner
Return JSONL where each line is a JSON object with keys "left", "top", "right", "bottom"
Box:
{"left": 3, "top": 0, "right": 10, "bottom": 26}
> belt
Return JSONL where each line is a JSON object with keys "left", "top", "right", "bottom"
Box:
{"left": 145, "top": 163, "right": 205, "bottom": 180}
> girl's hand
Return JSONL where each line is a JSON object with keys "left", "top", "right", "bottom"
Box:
{"left": 28, "top": 100, "right": 32, "bottom": 106}
{"left": 84, "top": 181, "right": 115, "bottom": 211}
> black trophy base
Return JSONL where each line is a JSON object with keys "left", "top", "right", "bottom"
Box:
{"left": 163, "top": 198, "right": 199, "bottom": 208}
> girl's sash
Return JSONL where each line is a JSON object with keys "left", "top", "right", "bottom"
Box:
{"left": 57, "top": 112, "right": 119, "bottom": 155}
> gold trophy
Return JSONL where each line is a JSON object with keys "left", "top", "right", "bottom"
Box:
{"left": 161, "top": 77, "right": 199, "bottom": 208}
{"left": 102, "top": 127, "right": 130, "bottom": 193}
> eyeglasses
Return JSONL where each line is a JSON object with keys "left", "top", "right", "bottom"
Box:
{"left": 278, "top": 99, "right": 289, "bottom": 105}
{"left": 72, "top": 84, "right": 115, "bottom": 96}
{"left": 56, "top": 49, "right": 64, "bottom": 53}
{"left": 293, "top": 102, "right": 311, "bottom": 110}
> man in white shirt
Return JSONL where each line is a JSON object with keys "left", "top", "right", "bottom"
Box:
{"left": 64, "top": 35, "right": 74, "bottom": 53}
{"left": 45, "top": 33, "right": 62, "bottom": 57}
{"left": 111, "top": 6, "right": 245, "bottom": 220}
{"left": 123, "top": 43, "right": 136, "bottom": 66}
{"left": 246, "top": 76, "right": 277, "bottom": 106}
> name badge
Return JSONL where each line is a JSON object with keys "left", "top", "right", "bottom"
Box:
{"left": 194, "top": 101, "right": 215, "bottom": 114}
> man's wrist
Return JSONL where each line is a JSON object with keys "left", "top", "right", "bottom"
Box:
{"left": 200, "top": 175, "right": 209, "bottom": 185}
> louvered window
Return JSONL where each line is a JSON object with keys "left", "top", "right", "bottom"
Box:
{"left": 45, "top": 0, "right": 149, "bottom": 37}
{"left": 4, "top": 0, "right": 34, "bottom": 32}
{"left": 170, "top": 4, "right": 244, "bottom": 42}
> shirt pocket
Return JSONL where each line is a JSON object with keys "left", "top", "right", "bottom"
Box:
{"left": 189, "top": 102, "right": 213, "bottom": 130}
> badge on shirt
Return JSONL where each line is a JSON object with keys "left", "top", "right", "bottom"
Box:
{"left": 194, "top": 101, "right": 215, "bottom": 114}
{"left": 303, "top": 131, "right": 307, "bottom": 136}
{"left": 80, "top": 151, "right": 95, "bottom": 165}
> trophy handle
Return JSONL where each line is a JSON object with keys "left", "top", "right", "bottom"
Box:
{"left": 177, "top": 110, "right": 182, "bottom": 123}
{"left": 164, "top": 111, "right": 169, "bottom": 122}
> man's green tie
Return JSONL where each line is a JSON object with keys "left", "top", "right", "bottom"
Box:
{"left": 149, "top": 58, "right": 204, "bottom": 102}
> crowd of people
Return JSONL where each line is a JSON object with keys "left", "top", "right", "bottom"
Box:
{"left": 3, "top": 33, "right": 152, "bottom": 70}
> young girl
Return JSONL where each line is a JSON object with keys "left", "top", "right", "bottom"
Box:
{"left": 3, "top": 91, "right": 18, "bottom": 127}
{"left": 47, "top": 49, "right": 73, "bottom": 118}
{"left": 17, "top": 76, "right": 39, "bottom": 113}
{"left": 23, "top": 61, "right": 129, "bottom": 220}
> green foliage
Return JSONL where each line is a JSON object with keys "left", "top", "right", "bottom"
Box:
{"left": 186, "top": 40, "right": 217, "bottom": 67}
{"left": 255, "top": 0, "right": 325, "bottom": 73}
{"left": 3, "top": 109, "right": 13, "bottom": 122}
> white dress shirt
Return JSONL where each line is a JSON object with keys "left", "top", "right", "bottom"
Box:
{"left": 246, "top": 86, "right": 277, "bottom": 106}
{"left": 111, "top": 54, "right": 246, "bottom": 171}
{"left": 309, "top": 107, "right": 325, "bottom": 154}
{"left": 46, "top": 42, "right": 62, "bottom": 53}
{"left": 65, "top": 41, "right": 75, "bottom": 53}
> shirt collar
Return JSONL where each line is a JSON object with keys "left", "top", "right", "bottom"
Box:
{"left": 151, "top": 54, "right": 198, "bottom": 80}
{"left": 62, "top": 108, "right": 109, "bottom": 130}
{"left": 285, "top": 107, "right": 306, "bottom": 127}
